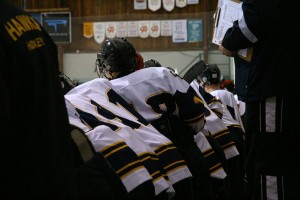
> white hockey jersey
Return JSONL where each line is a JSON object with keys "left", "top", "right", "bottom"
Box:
{"left": 191, "top": 80, "right": 240, "bottom": 160}
{"left": 65, "top": 99, "right": 153, "bottom": 193}
{"left": 65, "top": 78, "right": 192, "bottom": 194}
{"left": 210, "top": 89, "right": 245, "bottom": 132}
{"left": 110, "top": 67, "right": 205, "bottom": 133}
{"left": 109, "top": 67, "right": 227, "bottom": 179}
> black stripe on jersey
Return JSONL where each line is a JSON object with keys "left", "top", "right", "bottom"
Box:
{"left": 101, "top": 140, "right": 127, "bottom": 155}
{"left": 205, "top": 96, "right": 219, "bottom": 105}
{"left": 138, "top": 152, "right": 164, "bottom": 182}
{"left": 227, "top": 105, "right": 236, "bottom": 120}
{"left": 154, "top": 143, "right": 187, "bottom": 174}
{"left": 101, "top": 141, "right": 144, "bottom": 179}
{"left": 149, "top": 153, "right": 170, "bottom": 181}
{"left": 90, "top": 99, "right": 142, "bottom": 130}
{"left": 211, "top": 108, "right": 223, "bottom": 119}
{"left": 150, "top": 171, "right": 164, "bottom": 182}
{"left": 106, "top": 88, "right": 150, "bottom": 126}
{"left": 164, "top": 160, "right": 188, "bottom": 174}
{"left": 202, "top": 148, "right": 223, "bottom": 175}
{"left": 211, "top": 129, "right": 236, "bottom": 152}
{"left": 76, "top": 108, "right": 119, "bottom": 131}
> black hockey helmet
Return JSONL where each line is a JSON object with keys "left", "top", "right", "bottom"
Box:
{"left": 95, "top": 37, "right": 136, "bottom": 77}
{"left": 144, "top": 59, "right": 162, "bottom": 68}
{"left": 198, "top": 64, "right": 221, "bottom": 85}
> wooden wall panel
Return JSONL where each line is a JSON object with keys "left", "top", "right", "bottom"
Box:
{"left": 11, "top": 0, "right": 219, "bottom": 53}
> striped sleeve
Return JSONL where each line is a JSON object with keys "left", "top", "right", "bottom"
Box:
{"left": 86, "top": 125, "right": 153, "bottom": 193}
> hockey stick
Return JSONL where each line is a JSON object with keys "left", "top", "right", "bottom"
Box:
{"left": 182, "top": 60, "right": 208, "bottom": 84}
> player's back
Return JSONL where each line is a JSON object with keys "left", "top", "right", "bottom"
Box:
{"left": 110, "top": 67, "right": 205, "bottom": 133}
{"left": 65, "top": 78, "right": 192, "bottom": 193}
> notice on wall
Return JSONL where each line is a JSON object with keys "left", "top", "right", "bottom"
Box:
{"left": 187, "top": 19, "right": 203, "bottom": 42}
{"left": 172, "top": 19, "right": 187, "bottom": 43}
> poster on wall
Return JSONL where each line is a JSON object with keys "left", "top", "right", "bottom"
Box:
{"left": 41, "top": 12, "right": 71, "bottom": 43}
{"left": 187, "top": 19, "right": 203, "bottom": 42}
{"left": 127, "top": 21, "right": 139, "bottom": 37}
{"left": 161, "top": 20, "right": 172, "bottom": 36}
{"left": 172, "top": 19, "right": 187, "bottom": 43}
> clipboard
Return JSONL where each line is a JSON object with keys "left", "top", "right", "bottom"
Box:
{"left": 212, "top": 0, "right": 253, "bottom": 62}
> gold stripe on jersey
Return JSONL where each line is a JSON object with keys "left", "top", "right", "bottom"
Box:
{"left": 221, "top": 141, "right": 236, "bottom": 150}
{"left": 154, "top": 143, "right": 188, "bottom": 175}
{"left": 138, "top": 152, "right": 165, "bottom": 182}
{"left": 228, "top": 124, "right": 242, "bottom": 129}
{"left": 119, "top": 166, "right": 146, "bottom": 180}
{"left": 149, "top": 153, "right": 170, "bottom": 181}
{"left": 211, "top": 128, "right": 236, "bottom": 154}
{"left": 193, "top": 96, "right": 204, "bottom": 104}
{"left": 100, "top": 141, "right": 145, "bottom": 179}
{"left": 206, "top": 97, "right": 223, "bottom": 118}
{"left": 138, "top": 152, "right": 152, "bottom": 162}
{"left": 149, "top": 153, "right": 160, "bottom": 161}
{"left": 154, "top": 143, "right": 177, "bottom": 154}
{"left": 202, "top": 147, "right": 223, "bottom": 175}
{"left": 212, "top": 129, "right": 229, "bottom": 139}
{"left": 101, "top": 140, "right": 128, "bottom": 157}
{"left": 116, "top": 160, "right": 143, "bottom": 174}
{"left": 151, "top": 171, "right": 164, "bottom": 182}
{"left": 205, "top": 96, "right": 219, "bottom": 105}
{"left": 210, "top": 163, "right": 223, "bottom": 174}
{"left": 164, "top": 160, "right": 187, "bottom": 172}
{"left": 183, "top": 113, "right": 205, "bottom": 124}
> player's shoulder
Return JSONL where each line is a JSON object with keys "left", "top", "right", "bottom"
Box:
{"left": 67, "top": 78, "right": 111, "bottom": 95}
{"left": 134, "top": 67, "right": 171, "bottom": 77}
{"left": 112, "top": 67, "right": 171, "bottom": 85}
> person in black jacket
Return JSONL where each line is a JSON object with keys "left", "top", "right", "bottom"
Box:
{"left": 0, "top": 1, "right": 78, "bottom": 198}
{"left": 219, "top": 0, "right": 300, "bottom": 200}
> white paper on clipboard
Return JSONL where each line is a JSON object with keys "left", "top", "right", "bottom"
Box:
{"left": 212, "top": 0, "right": 252, "bottom": 61}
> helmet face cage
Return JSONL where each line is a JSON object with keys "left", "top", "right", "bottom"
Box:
{"left": 95, "top": 58, "right": 108, "bottom": 78}
{"left": 198, "top": 64, "right": 220, "bottom": 86}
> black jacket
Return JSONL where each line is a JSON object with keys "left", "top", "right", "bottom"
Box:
{"left": 0, "top": 1, "right": 77, "bottom": 198}
{"left": 222, "top": 0, "right": 300, "bottom": 102}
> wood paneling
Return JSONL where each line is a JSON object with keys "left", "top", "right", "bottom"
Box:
{"left": 11, "top": 0, "right": 218, "bottom": 53}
